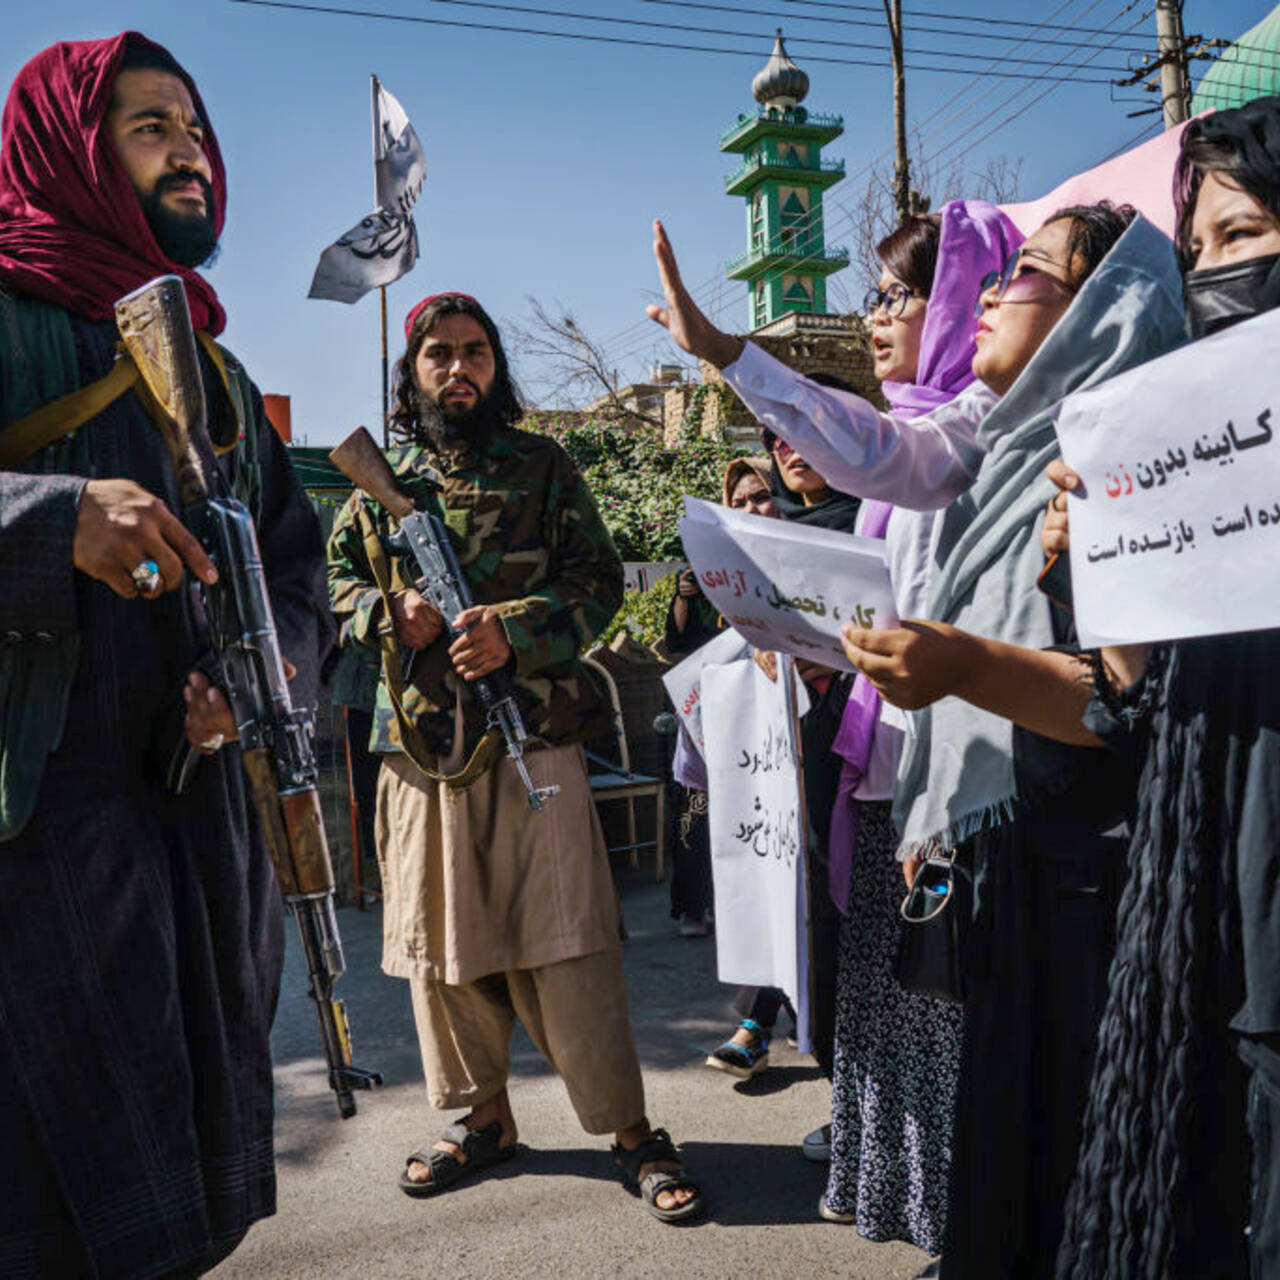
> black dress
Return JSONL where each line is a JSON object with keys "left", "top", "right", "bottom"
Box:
{"left": 941, "top": 696, "right": 1141, "bottom": 1279}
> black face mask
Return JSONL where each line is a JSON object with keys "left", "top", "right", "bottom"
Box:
{"left": 1184, "top": 252, "right": 1280, "bottom": 339}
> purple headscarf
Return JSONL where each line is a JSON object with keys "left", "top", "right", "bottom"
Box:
{"left": 828, "top": 199, "right": 1024, "bottom": 912}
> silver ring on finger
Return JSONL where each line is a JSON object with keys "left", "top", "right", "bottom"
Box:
{"left": 130, "top": 558, "right": 163, "bottom": 595}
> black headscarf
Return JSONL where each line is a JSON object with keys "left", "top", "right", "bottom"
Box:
{"left": 1058, "top": 95, "right": 1280, "bottom": 1280}
{"left": 765, "top": 456, "right": 861, "bottom": 530}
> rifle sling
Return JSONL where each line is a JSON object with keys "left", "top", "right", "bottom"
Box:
{"left": 0, "top": 333, "right": 245, "bottom": 471}
{"left": 0, "top": 356, "right": 139, "bottom": 469}
{"left": 356, "top": 501, "right": 504, "bottom": 790}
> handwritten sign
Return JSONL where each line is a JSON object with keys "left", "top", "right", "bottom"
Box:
{"left": 1055, "top": 306, "right": 1280, "bottom": 646}
{"left": 661, "top": 627, "right": 751, "bottom": 758}
{"left": 678, "top": 497, "right": 899, "bottom": 670}
{"left": 704, "top": 656, "right": 808, "bottom": 1012}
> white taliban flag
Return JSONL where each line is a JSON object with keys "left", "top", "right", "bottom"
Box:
{"left": 309, "top": 79, "right": 426, "bottom": 304}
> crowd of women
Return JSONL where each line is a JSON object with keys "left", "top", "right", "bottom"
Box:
{"left": 649, "top": 95, "right": 1280, "bottom": 1279}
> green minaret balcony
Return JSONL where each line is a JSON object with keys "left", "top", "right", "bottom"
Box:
{"left": 719, "top": 107, "right": 844, "bottom": 154}
{"left": 726, "top": 240, "right": 850, "bottom": 280}
{"left": 724, "top": 154, "right": 845, "bottom": 196}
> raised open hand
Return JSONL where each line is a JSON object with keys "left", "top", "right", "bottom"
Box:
{"left": 645, "top": 219, "right": 744, "bottom": 369}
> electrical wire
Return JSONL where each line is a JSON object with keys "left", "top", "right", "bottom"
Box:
{"left": 226, "top": 0, "right": 1124, "bottom": 82}
{"left": 639, "top": 0, "right": 1152, "bottom": 55}
{"left": 409, "top": 0, "right": 1141, "bottom": 70}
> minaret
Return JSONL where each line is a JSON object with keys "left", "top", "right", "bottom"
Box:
{"left": 720, "top": 31, "right": 849, "bottom": 330}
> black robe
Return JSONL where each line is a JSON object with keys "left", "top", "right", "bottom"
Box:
{"left": 941, "top": 638, "right": 1143, "bottom": 1280}
{"left": 0, "top": 316, "right": 331, "bottom": 1278}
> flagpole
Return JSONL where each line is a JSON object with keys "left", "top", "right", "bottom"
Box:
{"left": 372, "top": 73, "right": 390, "bottom": 448}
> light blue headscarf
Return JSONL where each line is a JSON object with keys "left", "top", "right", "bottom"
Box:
{"left": 894, "top": 213, "right": 1187, "bottom": 852}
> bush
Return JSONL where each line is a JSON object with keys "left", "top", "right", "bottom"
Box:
{"left": 528, "top": 417, "right": 746, "bottom": 561}
{"left": 598, "top": 571, "right": 679, "bottom": 648}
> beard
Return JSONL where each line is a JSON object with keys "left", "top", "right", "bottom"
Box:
{"left": 413, "top": 380, "right": 503, "bottom": 451}
{"left": 141, "top": 171, "right": 220, "bottom": 268}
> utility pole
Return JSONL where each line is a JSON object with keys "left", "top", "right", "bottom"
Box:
{"left": 1155, "top": 0, "right": 1192, "bottom": 128}
{"left": 883, "top": 0, "right": 910, "bottom": 224}
{"left": 1114, "top": 2, "right": 1210, "bottom": 131}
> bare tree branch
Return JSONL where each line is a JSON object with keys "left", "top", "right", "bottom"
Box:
{"left": 506, "top": 297, "right": 663, "bottom": 428}
{"left": 835, "top": 135, "right": 1023, "bottom": 290}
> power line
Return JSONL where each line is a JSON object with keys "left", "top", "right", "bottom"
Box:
{"left": 921, "top": 0, "right": 1147, "bottom": 172}
{"left": 639, "top": 0, "right": 1152, "bottom": 55}
{"left": 227, "top": 0, "right": 1124, "bottom": 82}
{"left": 411, "top": 0, "right": 1136, "bottom": 71}
{"left": 750, "top": 0, "right": 1176, "bottom": 39}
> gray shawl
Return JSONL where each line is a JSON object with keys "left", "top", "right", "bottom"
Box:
{"left": 894, "top": 215, "right": 1186, "bottom": 851}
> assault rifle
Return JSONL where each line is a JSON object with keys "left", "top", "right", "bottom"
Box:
{"left": 329, "top": 427, "right": 558, "bottom": 812}
{"left": 115, "top": 276, "right": 381, "bottom": 1120}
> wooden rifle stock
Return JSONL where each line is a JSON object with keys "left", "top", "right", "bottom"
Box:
{"left": 329, "top": 427, "right": 414, "bottom": 518}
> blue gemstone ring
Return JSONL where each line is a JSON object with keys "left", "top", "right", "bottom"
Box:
{"left": 130, "top": 558, "right": 162, "bottom": 595}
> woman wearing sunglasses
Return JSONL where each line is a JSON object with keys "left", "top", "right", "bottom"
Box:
{"left": 818, "top": 205, "right": 1017, "bottom": 1275}
{"left": 648, "top": 200, "right": 1186, "bottom": 1279}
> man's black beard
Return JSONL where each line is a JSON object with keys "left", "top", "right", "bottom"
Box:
{"left": 413, "top": 384, "right": 503, "bottom": 451}
{"left": 141, "top": 171, "right": 220, "bottom": 268}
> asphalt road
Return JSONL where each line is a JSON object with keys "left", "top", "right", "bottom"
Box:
{"left": 211, "top": 868, "right": 927, "bottom": 1280}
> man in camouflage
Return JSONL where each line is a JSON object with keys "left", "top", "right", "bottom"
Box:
{"left": 327, "top": 292, "right": 702, "bottom": 1221}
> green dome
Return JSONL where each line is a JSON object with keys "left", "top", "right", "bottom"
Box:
{"left": 1193, "top": 2, "right": 1280, "bottom": 113}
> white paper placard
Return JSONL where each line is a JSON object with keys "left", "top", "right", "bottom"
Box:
{"left": 661, "top": 627, "right": 751, "bottom": 758}
{"left": 704, "top": 656, "right": 806, "bottom": 1002}
{"left": 678, "top": 497, "right": 899, "bottom": 672}
{"left": 1055, "top": 307, "right": 1280, "bottom": 646}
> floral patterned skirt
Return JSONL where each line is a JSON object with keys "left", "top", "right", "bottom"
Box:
{"left": 823, "top": 800, "right": 963, "bottom": 1256}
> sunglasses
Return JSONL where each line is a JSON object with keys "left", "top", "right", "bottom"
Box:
{"left": 899, "top": 855, "right": 955, "bottom": 925}
{"left": 864, "top": 281, "right": 926, "bottom": 319}
{"left": 974, "top": 249, "right": 1078, "bottom": 318}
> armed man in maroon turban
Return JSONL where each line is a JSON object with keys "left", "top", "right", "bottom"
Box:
{"left": 0, "top": 33, "right": 332, "bottom": 1278}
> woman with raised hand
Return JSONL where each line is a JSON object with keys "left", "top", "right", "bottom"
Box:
{"left": 817, "top": 205, "right": 1016, "bottom": 1273}
{"left": 648, "top": 200, "right": 1187, "bottom": 1278}
{"left": 1043, "top": 98, "right": 1280, "bottom": 1280}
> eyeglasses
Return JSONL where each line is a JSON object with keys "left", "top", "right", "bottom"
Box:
{"left": 974, "top": 249, "right": 1077, "bottom": 317}
{"left": 863, "top": 282, "right": 926, "bottom": 318}
{"left": 899, "top": 856, "right": 955, "bottom": 924}
{"left": 770, "top": 436, "right": 795, "bottom": 461}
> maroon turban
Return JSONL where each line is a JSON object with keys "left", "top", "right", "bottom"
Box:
{"left": 0, "top": 32, "right": 227, "bottom": 334}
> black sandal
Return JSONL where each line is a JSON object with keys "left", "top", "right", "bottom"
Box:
{"left": 398, "top": 1120, "right": 518, "bottom": 1198}
{"left": 611, "top": 1127, "right": 704, "bottom": 1223}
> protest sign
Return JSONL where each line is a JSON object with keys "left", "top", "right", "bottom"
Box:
{"left": 661, "top": 627, "right": 751, "bottom": 758}
{"left": 704, "top": 656, "right": 808, "bottom": 1016}
{"left": 1055, "top": 307, "right": 1280, "bottom": 646}
{"left": 678, "top": 497, "right": 898, "bottom": 671}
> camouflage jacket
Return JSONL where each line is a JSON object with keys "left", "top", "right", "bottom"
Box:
{"left": 327, "top": 427, "right": 623, "bottom": 757}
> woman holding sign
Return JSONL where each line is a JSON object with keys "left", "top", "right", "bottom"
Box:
{"left": 1038, "top": 100, "right": 1280, "bottom": 1280}
{"left": 648, "top": 200, "right": 1185, "bottom": 1278}
{"left": 818, "top": 206, "right": 1013, "bottom": 1266}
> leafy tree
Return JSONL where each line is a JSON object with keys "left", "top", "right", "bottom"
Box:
{"left": 529, "top": 417, "right": 748, "bottom": 562}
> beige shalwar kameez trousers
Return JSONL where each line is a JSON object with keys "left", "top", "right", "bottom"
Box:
{"left": 375, "top": 740, "right": 645, "bottom": 1134}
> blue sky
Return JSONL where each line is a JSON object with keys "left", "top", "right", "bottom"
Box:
{"left": 3, "top": 0, "right": 1272, "bottom": 444}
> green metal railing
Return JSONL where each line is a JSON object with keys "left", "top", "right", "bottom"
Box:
{"left": 719, "top": 107, "right": 844, "bottom": 147}
{"left": 723, "top": 154, "right": 846, "bottom": 188}
{"left": 726, "top": 241, "right": 851, "bottom": 276}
